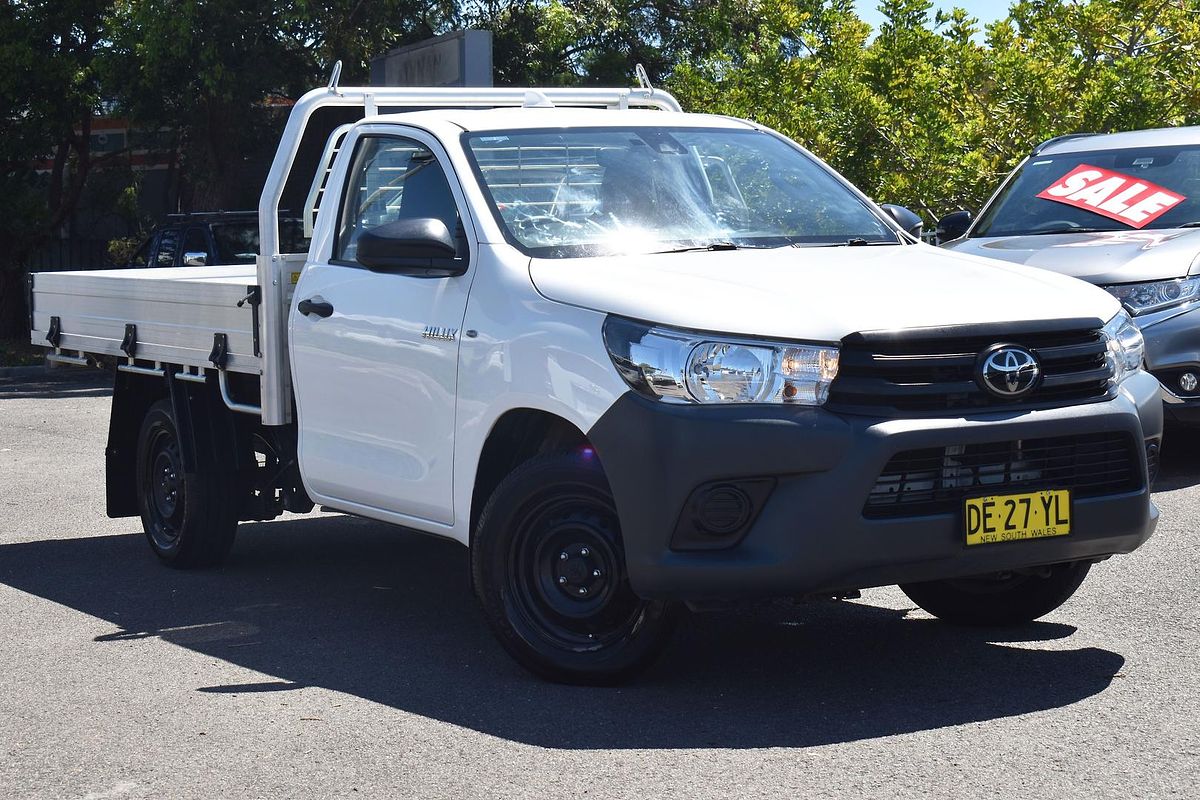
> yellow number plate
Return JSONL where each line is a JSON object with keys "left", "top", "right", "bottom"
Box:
{"left": 964, "top": 489, "right": 1071, "bottom": 546}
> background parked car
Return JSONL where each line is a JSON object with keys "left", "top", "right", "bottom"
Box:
{"left": 125, "top": 212, "right": 310, "bottom": 268}
{"left": 939, "top": 127, "right": 1200, "bottom": 425}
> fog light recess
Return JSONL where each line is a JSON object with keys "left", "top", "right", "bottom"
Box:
{"left": 1151, "top": 368, "right": 1200, "bottom": 398}
{"left": 694, "top": 485, "right": 752, "bottom": 535}
{"left": 670, "top": 478, "right": 776, "bottom": 551}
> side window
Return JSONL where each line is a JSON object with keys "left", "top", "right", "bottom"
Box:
{"left": 335, "top": 136, "right": 463, "bottom": 263}
{"left": 182, "top": 227, "right": 209, "bottom": 265}
{"left": 156, "top": 229, "right": 180, "bottom": 267}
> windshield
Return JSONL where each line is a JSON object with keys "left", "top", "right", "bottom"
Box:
{"left": 974, "top": 144, "right": 1200, "bottom": 237}
{"left": 464, "top": 127, "right": 898, "bottom": 257}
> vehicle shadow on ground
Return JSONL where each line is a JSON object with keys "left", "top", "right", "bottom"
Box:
{"left": 1154, "top": 423, "right": 1200, "bottom": 492}
{"left": 0, "top": 515, "right": 1123, "bottom": 750}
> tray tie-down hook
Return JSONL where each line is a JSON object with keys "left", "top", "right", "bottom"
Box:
{"left": 46, "top": 316, "right": 62, "bottom": 348}
{"left": 209, "top": 333, "right": 229, "bottom": 369}
{"left": 120, "top": 324, "right": 137, "bottom": 358}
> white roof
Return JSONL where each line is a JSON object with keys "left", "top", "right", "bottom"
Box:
{"left": 1041, "top": 125, "right": 1200, "bottom": 155}
{"left": 361, "top": 106, "right": 757, "bottom": 134}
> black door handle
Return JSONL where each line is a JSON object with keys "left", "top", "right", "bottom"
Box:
{"left": 297, "top": 298, "right": 334, "bottom": 318}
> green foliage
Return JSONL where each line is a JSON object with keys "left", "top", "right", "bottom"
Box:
{"left": 667, "top": 0, "right": 1200, "bottom": 221}
{"left": 465, "top": 1, "right": 755, "bottom": 85}
{"left": 105, "top": 0, "right": 453, "bottom": 208}
{"left": 0, "top": 0, "right": 113, "bottom": 249}
{"left": 8, "top": 0, "right": 1194, "bottom": 238}
{"left": 106, "top": 235, "right": 142, "bottom": 266}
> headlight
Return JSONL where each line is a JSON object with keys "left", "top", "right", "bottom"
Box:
{"left": 1104, "top": 276, "right": 1200, "bottom": 315}
{"left": 603, "top": 317, "right": 839, "bottom": 405}
{"left": 1102, "top": 310, "right": 1145, "bottom": 384}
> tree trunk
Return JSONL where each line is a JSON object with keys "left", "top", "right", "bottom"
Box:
{"left": 0, "top": 266, "right": 30, "bottom": 341}
{"left": 187, "top": 98, "right": 242, "bottom": 210}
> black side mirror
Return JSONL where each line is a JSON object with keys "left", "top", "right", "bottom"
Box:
{"left": 936, "top": 210, "right": 973, "bottom": 244}
{"left": 355, "top": 218, "right": 465, "bottom": 277}
{"left": 880, "top": 204, "right": 924, "bottom": 240}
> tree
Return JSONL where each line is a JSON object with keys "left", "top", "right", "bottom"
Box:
{"left": 467, "top": 0, "right": 756, "bottom": 86}
{"left": 667, "top": 0, "right": 1200, "bottom": 221}
{"left": 0, "top": 0, "right": 119, "bottom": 339}
{"left": 7, "top": 0, "right": 1200, "bottom": 340}
{"left": 1, "top": 0, "right": 460, "bottom": 338}
{"left": 106, "top": 0, "right": 456, "bottom": 210}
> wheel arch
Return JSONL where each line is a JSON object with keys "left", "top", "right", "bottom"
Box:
{"left": 106, "top": 370, "right": 169, "bottom": 518}
{"left": 469, "top": 407, "right": 592, "bottom": 543}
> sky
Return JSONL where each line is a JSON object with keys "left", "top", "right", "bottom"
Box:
{"left": 854, "top": 0, "right": 1012, "bottom": 33}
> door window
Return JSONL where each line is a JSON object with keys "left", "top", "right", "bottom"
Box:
{"left": 335, "top": 136, "right": 463, "bottom": 262}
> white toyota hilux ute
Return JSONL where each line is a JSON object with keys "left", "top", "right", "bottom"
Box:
{"left": 29, "top": 83, "right": 1161, "bottom": 684}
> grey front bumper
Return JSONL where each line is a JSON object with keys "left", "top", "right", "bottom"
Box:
{"left": 1136, "top": 303, "right": 1200, "bottom": 421}
{"left": 589, "top": 371, "right": 1162, "bottom": 601}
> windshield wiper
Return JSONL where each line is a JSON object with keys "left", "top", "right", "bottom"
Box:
{"left": 1177, "top": 221, "right": 1200, "bottom": 228}
{"left": 790, "top": 239, "right": 898, "bottom": 248}
{"left": 1023, "top": 226, "right": 1118, "bottom": 235}
{"left": 653, "top": 242, "right": 739, "bottom": 254}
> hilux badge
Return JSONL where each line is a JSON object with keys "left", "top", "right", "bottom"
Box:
{"left": 979, "top": 344, "right": 1041, "bottom": 398}
{"left": 422, "top": 326, "right": 458, "bottom": 341}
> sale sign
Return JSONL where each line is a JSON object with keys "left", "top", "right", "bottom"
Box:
{"left": 1036, "top": 164, "right": 1186, "bottom": 228}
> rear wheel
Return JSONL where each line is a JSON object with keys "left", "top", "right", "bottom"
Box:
{"left": 472, "top": 453, "right": 678, "bottom": 685}
{"left": 900, "top": 561, "right": 1092, "bottom": 626}
{"left": 136, "top": 399, "right": 238, "bottom": 568}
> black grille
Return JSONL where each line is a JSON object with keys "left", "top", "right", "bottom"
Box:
{"left": 827, "top": 319, "right": 1113, "bottom": 416}
{"left": 864, "top": 432, "right": 1142, "bottom": 519}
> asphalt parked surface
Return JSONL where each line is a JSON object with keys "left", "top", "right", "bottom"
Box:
{"left": 1, "top": 370, "right": 1197, "bottom": 799}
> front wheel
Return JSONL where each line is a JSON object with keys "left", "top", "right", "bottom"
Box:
{"left": 900, "top": 561, "right": 1092, "bottom": 626}
{"left": 471, "top": 453, "right": 678, "bottom": 685}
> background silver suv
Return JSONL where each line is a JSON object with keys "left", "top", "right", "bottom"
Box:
{"left": 941, "top": 127, "right": 1200, "bottom": 424}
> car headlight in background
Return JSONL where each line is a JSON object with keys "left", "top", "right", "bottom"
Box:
{"left": 603, "top": 317, "right": 839, "bottom": 405}
{"left": 1103, "top": 276, "right": 1200, "bottom": 315}
{"left": 1102, "top": 310, "right": 1145, "bottom": 384}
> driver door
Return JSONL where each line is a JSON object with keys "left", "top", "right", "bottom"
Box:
{"left": 290, "top": 131, "right": 472, "bottom": 526}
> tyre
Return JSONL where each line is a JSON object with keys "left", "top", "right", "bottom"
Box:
{"left": 471, "top": 452, "right": 678, "bottom": 685}
{"left": 900, "top": 561, "right": 1092, "bottom": 626}
{"left": 136, "top": 399, "right": 238, "bottom": 568}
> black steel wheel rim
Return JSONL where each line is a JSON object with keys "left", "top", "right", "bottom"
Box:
{"left": 145, "top": 426, "right": 184, "bottom": 549}
{"left": 506, "top": 483, "right": 647, "bottom": 653}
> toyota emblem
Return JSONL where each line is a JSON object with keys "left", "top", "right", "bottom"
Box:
{"left": 978, "top": 344, "right": 1041, "bottom": 398}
